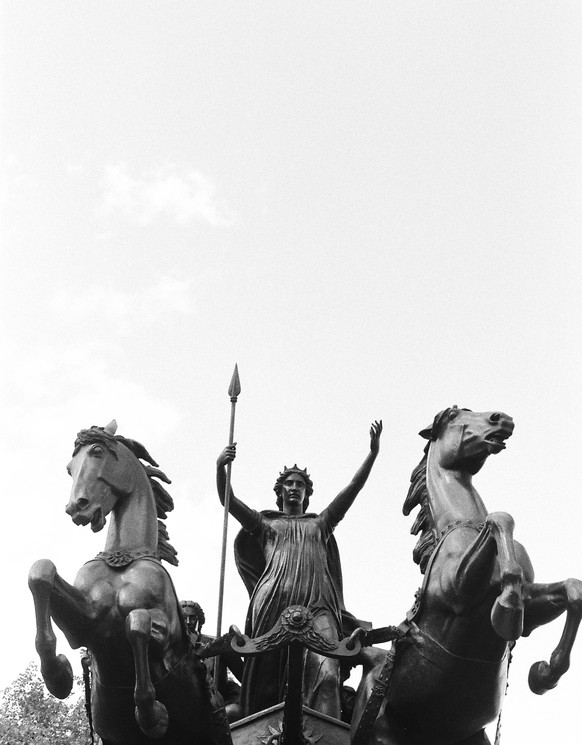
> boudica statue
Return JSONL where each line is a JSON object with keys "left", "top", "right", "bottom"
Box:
{"left": 351, "top": 407, "right": 582, "bottom": 745}
{"left": 28, "top": 421, "right": 232, "bottom": 745}
{"left": 28, "top": 405, "right": 582, "bottom": 745}
{"left": 216, "top": 420, "right": 382, "bottom": 719}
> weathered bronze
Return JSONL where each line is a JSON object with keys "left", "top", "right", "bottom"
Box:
{"left": 29, "top": 404, "right": 582, "bottom": 745}
{"left": 222, "top": 604, "right": 364, "bottom": 744}
{"left": 181, "top": 600, "right": 244, "bottom": 724}
{"left": 228, "top": 605, "right": 364, "bottom": 660}
{"left": 29, "top": 421, "right": 231, "bottom": 745}
{"left": 216, "top": 421, "right": 382, "bottom": 720}
{"left": 352, "top": 407, "right": 582, "bottom": 745}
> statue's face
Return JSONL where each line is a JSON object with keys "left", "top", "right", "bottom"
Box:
{"left": 281, "top": 474, "right": 307, "bottom": 511}
{"left": 182, "top": 606, "right": 197, "bottom": 631}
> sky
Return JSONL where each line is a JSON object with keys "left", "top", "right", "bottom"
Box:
{"left": 1, "top": 2, "right": 582, "bottom": 742}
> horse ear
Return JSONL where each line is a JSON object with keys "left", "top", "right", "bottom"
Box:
{"left": 104, "top": 419, "right": 118, "bottom": 435}
{"left": 419, "top": 407, "right": 454, "bottom": 441}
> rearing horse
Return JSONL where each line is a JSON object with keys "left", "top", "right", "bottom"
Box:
{"left": 29, "top": 421, "right": 229, "bottom": 745}
{"left": 352, "top": 407, "right": 582, "bottom": 745}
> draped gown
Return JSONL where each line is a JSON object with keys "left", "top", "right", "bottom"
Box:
{"left": 234, "top": 503, "right": 357, "bottom": 718}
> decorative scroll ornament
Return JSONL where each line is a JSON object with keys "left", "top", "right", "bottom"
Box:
{"left": 228, "top": 605, "right": 364, "bottom": 659}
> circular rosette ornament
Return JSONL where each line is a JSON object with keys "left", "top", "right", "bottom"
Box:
{"left": 281, "top": 605, "right": 313, "bottom": 634}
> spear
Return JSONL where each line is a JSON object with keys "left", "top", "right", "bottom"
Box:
{"left": 215, "top": 364, "right": 241, "bottom": 652}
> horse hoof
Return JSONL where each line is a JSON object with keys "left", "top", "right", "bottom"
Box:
{"left": 491, "top": 595, "right": 523, "bottom": 641}
{"left": 528, "top": 660, "right": 556, "bottom": 695}
{"left": 42, "top": 654, "right": 74, "bottom": 699}
{"left": 136, "top": 701, "right": 169, "bottom": 739}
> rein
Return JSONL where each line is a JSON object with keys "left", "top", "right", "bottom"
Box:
{"left": 493, "top": 646, "right": 513, "bottom": 745}
{"left": 438, "top": 518, "right": 485, "bottom": 539}
{"left": 408, "top": 518, "right": 512, "bottom": 745}
{"left": 81, "top": 651, "right": 95, "bottom": 745}
{"left": 91, "top": 647, "right": 203, "bottom": 690}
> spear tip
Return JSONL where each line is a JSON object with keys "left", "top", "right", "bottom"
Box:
{"left": 228, "top": 363, "right": 241, "bottom": 398}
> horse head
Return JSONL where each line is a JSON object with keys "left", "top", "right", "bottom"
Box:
{"left": 420, "top": 406, "right": 514, "bottom": 475}
{"left": 65, "top": 420, "right": 145, "bottom": 532}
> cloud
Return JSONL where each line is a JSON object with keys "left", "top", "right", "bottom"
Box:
{"left": 50, "top": 276, "right": 195, "bottom": 325}
{"left": 99, "top": 163, "right": 232, "bottom": 227}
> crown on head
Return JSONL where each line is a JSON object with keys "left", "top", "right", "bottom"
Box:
{"left": 279, "top": 464, "right": 311, "bottom": 480}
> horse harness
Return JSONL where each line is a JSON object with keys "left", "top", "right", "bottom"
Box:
{"left": 83, "top": 550, "right": 234, "bottom": 745}
{"left": 352, "top": 519, "right": 512, "bottom": 745}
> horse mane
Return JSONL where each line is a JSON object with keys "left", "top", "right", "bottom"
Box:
{"left": 73, "top": 428, "right": 179, "bottom": 566}
{"left": 402, "top": 442, "right": 436, "bottom": 573}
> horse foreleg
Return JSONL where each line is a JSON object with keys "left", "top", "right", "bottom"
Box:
{"left": 454, "top": 513, "right": 524, "bottom": 641}
{"left": 126, "top": 609, "right": 169, "bottom": 739}
{"left": 486, "top": 513, "right": 524, "bottom": 641}
{"left": 28, "top": 559, "right": 75, "bottom": 699}
{"left": 524, "top": 578, "right": 582, "bottom": 694}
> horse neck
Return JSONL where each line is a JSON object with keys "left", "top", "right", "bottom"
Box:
{"left": 104, "top": 457, "right": 158, "bottom": 553}
{"left": 425, "top": 442, "right": 488, "bottom": 534}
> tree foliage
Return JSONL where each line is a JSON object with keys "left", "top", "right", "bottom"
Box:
{"left": 0, "top": 662, "right": 92, "bottom": 745}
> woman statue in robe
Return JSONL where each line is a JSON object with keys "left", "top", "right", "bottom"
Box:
{"left": 216, "top": 420, "right": 382, "bottom": 719}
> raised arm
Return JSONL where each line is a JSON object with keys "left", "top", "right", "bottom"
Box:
{"left": 216, "top": 444, "right": 260, "bottom": 531}
{"left": 324, "top": 421, "right": 383, "bottom": 526}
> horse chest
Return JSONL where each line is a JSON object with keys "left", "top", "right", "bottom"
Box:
{"left": 75, "top": 562, "right": 171, "bottom": 623}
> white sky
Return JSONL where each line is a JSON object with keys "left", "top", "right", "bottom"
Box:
{"left": 1, "top": 2, "right": 581, "bottom": 742}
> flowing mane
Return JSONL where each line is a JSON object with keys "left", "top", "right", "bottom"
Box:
{"left": 403, "top": 407, "right": 472, "bottom": 572}
{"left": 73, "top": 427, "right": 178, "bottom": 565}
{"left": 403, "top": 443, "right": 436, "bottom": 573}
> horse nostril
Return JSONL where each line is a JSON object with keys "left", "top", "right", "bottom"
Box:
{"left": 76, "top": 497, "right": 89, "bottom": 510}
{"left": 490, "top": 413, "right": 501, "bottom": 423}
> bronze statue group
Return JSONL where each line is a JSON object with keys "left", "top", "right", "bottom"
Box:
{"left": 29, "top": 410, "right": 582, "bottom": 745}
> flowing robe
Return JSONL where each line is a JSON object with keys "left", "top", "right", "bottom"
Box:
{"left": 234, "top": 506, "right": 366, "bottom": 717}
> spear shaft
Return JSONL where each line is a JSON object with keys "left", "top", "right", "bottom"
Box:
{"left": 216, "top": 365, "right": 240, "bottom": 645}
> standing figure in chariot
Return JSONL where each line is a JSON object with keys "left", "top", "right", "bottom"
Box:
{"left": 216, "top": 420, "right": 382, "bottom": 719}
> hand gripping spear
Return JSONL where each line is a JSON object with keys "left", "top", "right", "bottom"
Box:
{"left": 215, "top": 365, "right": 241, "bottom": 679}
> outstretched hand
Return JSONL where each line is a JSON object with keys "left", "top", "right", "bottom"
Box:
{"left": 370, "top": 420, "right": 383, "bottom": 454}
{"left": 217, "top": 443, "right": 237, "bottom": 468}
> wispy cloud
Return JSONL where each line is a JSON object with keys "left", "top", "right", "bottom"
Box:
{"left": 50, "top": 276, "right": 195, "bottom": 325}
{"left": 99, "top": 163, "right": 232, "bottom": 227}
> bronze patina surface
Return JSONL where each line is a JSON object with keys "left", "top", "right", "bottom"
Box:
{"left": 352, "top": 407, "right": 582, "bottom": 745}
{"left": 29, "top": 421, "right": 230, "bottom": 745}
{"left": 28, "top": 407, "right": 582, "bottom": 745}
{"left": 216, "top": 421, "right": 382, "bottom": 719}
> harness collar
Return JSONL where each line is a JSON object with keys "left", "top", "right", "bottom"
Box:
{"left": 94, "top": 547, "right": 159, "bottom": 568}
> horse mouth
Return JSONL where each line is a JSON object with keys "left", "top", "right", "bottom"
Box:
{"left": 69, "top": 505, "right": 107, "bottom": 531}
{"left": 90, "top": 508, "right": 106, "bottom": 532}
{"left": 485, "top": 433, "right": 509, "bottom": 453}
